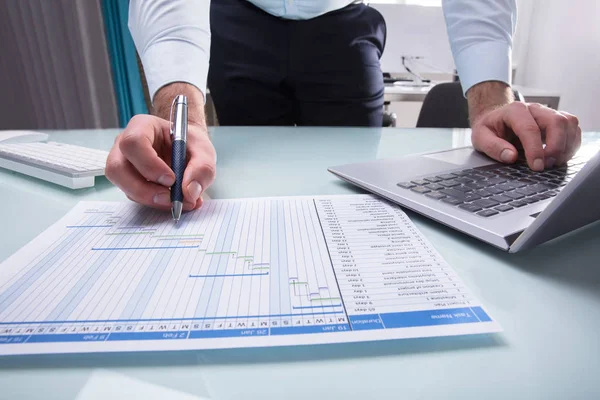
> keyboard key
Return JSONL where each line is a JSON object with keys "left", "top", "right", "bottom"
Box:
{"left": 486, "top": 187, "right": 505, "bottom": 195}
{"left": 424, "top": 176, "right": 443, "bottom": 183}
{"left": 411, "top": 179, "right": 429, "bottom": 186}
{"left": 490, "top": 195, "right": 513, "bottom": 203}
{"left": 518, "top": 178, "right": 536, "bottom": 185}
{"left": 546, "top": 190, "right": 559, "bottom": 197}
{"left": 536, "top": 193, "right": 552, "bottom": 200}
{"left": 453, "top": 185, "right": 473, "bottom": 193}
{"left": 452, "top": 170, "right": 473, "bottom": 177}
{"left": 504, "top": 191, "right": 525, "bottom": 200}
{"left": 459, "top": 203, "right": 483, "bottom": 213}
{"left": 439, "top": 189, "right": 481, "bottom": 202}
{"left": 437, "top": 174, "right": 458, "bottom": 180}
{"left": 464, "top": 182, "right": 487, "bottom": 190}
{"left": 474, "top": 189, "right": 493, "bottom": 197}
{"left": 397, "top": 182, "right": 416, "bottom": 189}
{"left": 485, "top": 177, "right": 507, "bottom": 185}
{"left": 509, "top": 200, "right": 528, "bottom": 208}
{"left": 465, "top": 173, "right": 487, "bottom": 181}
{"left": 477, "top": 209, "right": 499, "bottom": 217}
{"left": 455, "top": 177, "right": 474, "bottom": 184}
{"left": 515, "top": 187, "right": 539, "bottom": 196}
{"left": 531, "top": 183, "right": 553, "bottom": 192}
{"left": 442, "top": 197, "right": 463, "bottom": 205}
{"left": 411, "top": 186, "right": 431, "bottom": 194}
{"left": 425, "top": 183, "right": 445, "bottom": 191}
{"left": 440, "top": 179, "right": 462, "bottom": 187}
{"left": 496, "top": 183, "right": 519, "bottom": 191}
{"left": 472, "top": 199, "right": 500, "bottom": 208}
{"left": 425, "top": 191, "right": 447, "bottom": 200}
{"left": 522, "top": 197, "right": 539, "bottom": 204}
{"left": 494, "top": 204, "right": 514, "bottom": 212}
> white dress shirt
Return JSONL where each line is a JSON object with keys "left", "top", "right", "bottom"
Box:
{"left": 129, "top": 0, "right": 516, "bottom": 102}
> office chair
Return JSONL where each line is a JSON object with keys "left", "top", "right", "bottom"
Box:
{"left": 416, "top": 81, "right": 524, "bottom": 128}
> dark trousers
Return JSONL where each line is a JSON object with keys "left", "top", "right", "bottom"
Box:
{"left": 208, "top": 0, "right": 387, "bottom": 127}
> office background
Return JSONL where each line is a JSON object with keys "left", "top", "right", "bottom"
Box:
{"left": 0, "top": 0, "right": 598, "bottom": 131}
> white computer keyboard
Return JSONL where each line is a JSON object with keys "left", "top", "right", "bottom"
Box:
{"left": 0, "top": 141, "right": 109, "bottom": 189}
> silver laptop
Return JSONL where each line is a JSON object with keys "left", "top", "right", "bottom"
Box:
{"left": 328, "top": 144, "right": 600, "bottom": 253}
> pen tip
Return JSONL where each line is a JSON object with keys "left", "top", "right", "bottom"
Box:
{"left": 171, "top": 201, "right": 183, "bottom": 223}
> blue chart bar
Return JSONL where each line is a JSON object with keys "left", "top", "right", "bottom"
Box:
{"left": 189, "top": 273, "right": 269, "bottom": 278}
{"left": 349, "top": 307, "right": 492, "bottom": 330}
{"left": 66, "top": 225, "right": 113, "bottom": 228}
{"left": 189, "top": 329, "right": 269, "bottom": 339}
{"left": 27, "top": 333, "right": 109, "bottom": 343}
{"left": 92, "top": 245, "right": 199, "bottom": 251}
{"left": 108, "top": 331, "right": 189, "bottom": 341}
{"left": 270, "top": 324, "right": 350, "bottom": 335}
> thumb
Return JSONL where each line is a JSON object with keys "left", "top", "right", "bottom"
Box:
{"left": 471, "top": 124, "right": 519, "bottom": 164}
{"left": 181, "top": 152, "right": 216, "bottom": 210}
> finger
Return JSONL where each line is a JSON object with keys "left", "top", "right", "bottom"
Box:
{"left": 181, "top": 155, "right": 216, "bottom": 207}
{"left": 180, "top": 130, "right": 216, "bottom": 207}
{"left": 559, "top": 111, "right": 582, "bottom": 162}
{"left": 106, "top": 155, "right": 171, "bottom": 210}
{"left": 119, "top": 115, "right": 175, "bottom": 187}
{"left": 502, "top": 103, "right": 545, "bottom": 171}
{"left": 528, "top": 104, "right": 568, "bottom": 168}
{"left": 471, "top": 122, "right": 519, "bottom": 164}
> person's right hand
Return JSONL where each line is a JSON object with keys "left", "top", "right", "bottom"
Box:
{"left": 106, "top": 114, "right": 216, "bottom": 211}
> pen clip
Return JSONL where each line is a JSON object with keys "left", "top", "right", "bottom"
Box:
{"left": 169, "top": 96, "right": 177, "bottom": 137}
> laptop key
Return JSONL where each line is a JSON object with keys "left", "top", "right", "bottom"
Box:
{"left": 459, "top": 203, "right": 483, "bottom": 213}
{"left": 490, "top": 195, "right": 513, "bottom": 203}
{"left": 455, "top": 177, "right": 474, "bottom": 184}
{"left": 438, "top": 173, "right": 458, "bottom": 180}
{"left": 424, "top": 176, "right": 443, "bottom": 183}
{"left": 477, "top": 209, "right": 499, "bottom": 217}
{"left": 509, "top": 200, "right": 528, "bottom": 208}
{"left": 411, "top": 186, "right": 431, "bottom": 194}
{"left": 442, "top": 197, "right": 463, "bottom": 205}
{"left": 522, "top": 197, "right": 539, "bottom": 204}
{"left": 411, "top": 179, "right": 429, "bottom": 186}
{"left": 440, "top": 188, "right": 481, "bottom": 202}
{"left": 546, "top": 190, "right": 559, "bottom": 197}
{"left": 397, "top": 182, "right": 416, "bottom": 189}
{"left": 464, "top": 182, "right": 487, "bottom": 190}
{"left": 474, "top": 189, "right": 493, "bottom": 197}
{"left": 425, "top": 191, "right": 447, "bottom": 200}
{"left": 486, "top": 187, "right": 505, "bottom": 195}
{"left": 440, "top": 179, "right": 462, "bottom": 187}
{"left": 485, "top": 177, "right": 507, "bottom": 185}
{"left": 453, "top": 185, "right": 473, "bottom": 193}
{"left": 473, "top": 199, "right": 500, "bottom": 208}
{"left": 465, "top": 173, "right": 487, "bottom": 181}
{"left": 504, "top": 191, "right": 525, "bottom": 200}
{"left": 515, "top": 187, "right": 539, "bottom": 196}
{"left": 496, "top": 183, "right": 519, "bottom": 191}
{"left": 425, "top": 183, "right": 445, "bottom": 191}
{"left": 494, "top": 204, "right": 514, "bottom": 212}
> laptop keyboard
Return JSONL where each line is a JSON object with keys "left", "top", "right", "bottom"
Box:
{"left": 397, "top": 155, "right": 591, "bottom": 218}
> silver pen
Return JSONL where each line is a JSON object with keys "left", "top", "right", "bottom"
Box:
{"left": 169, "top": 95, "right": 188, "bottom": 222}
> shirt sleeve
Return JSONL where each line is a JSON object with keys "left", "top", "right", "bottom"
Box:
{"left": 128, "top": 0, "right": 211, "bottom": 103}
{"left": 442, "top": 0, "right": 517, "bottom": 95}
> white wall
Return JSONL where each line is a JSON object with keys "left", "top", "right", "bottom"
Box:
{"left": 514, "top": 0, "right": 600, "bottom": 130}
{"left": 371, "top": 3, "right": 455, "bottom": 75}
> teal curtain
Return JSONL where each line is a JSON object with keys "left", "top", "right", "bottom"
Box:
{"left": 102, "top": 0, "right": 148, "bottom": 127}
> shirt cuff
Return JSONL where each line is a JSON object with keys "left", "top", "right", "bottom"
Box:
{"left": 140, "top": 39, "right": 209, "bottom": 104}
{"left": 454, "top": 41, "right": 512, "bottom": 96}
